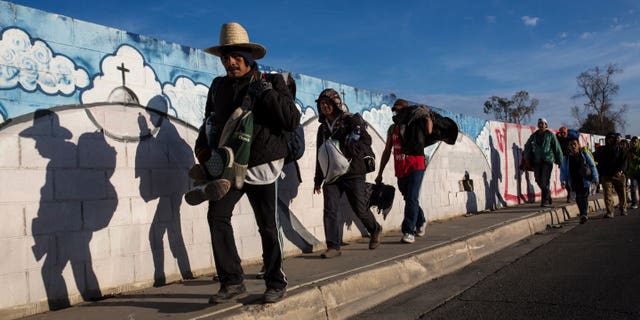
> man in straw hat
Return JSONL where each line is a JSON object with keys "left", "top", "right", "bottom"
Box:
{"left": 194, "top": 22, "right": 300, "bottom": 304}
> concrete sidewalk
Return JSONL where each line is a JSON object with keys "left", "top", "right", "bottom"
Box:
{"left": 22, "top": 197, "right": 605, "bottom": 320}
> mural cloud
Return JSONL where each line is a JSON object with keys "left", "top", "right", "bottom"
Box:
{"left": 0, "top": 28, "right": 89, "bottom": 95}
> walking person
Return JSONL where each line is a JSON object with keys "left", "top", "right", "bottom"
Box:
{"left": 524, "top": 118, "right": 563, "bottom": 207}
{"left": 560, "top": 138, "right": 598, "bottom": 224}
{"left": 195, "top": 22, "right": 300, "bottom": 304}
{"left": 556, "top": 126, "right": 573, "bottom": 202}
{"left": 627, "top": 136, "right": 640, "bottom": 209}
{"left": 313, "top": 88, "right": 383, "bottom": 258}
{"left": 594, "top": 132, "right": 628, "bottom": 218}
{"left": 375, "top": 99, "right": 432, "bottom": 244}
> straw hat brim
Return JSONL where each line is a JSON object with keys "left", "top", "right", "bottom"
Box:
{"left": 204, "top": 43, "right": 266, "bottom": 59}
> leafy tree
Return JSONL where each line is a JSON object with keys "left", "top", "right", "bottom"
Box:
{"left": 571, "top": 63, "right": 627, "bottom": 135}
{"left": 483, "top": 91, "right": 538, "bottom": 124}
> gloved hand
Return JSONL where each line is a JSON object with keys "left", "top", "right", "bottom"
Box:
{"left": 248, "top": 79, "right": 273, "bottom": 98}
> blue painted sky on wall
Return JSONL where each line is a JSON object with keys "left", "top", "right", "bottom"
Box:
{"left": 8, "top": 0, "right": 640, "bottom": 135}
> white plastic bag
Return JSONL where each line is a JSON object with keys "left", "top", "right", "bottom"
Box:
{"left": 318, "top": 138, "right": 350, "bottom": 184}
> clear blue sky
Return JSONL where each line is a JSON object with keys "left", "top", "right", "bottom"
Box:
{"left": 11, "top": 0, "right": 640, "bottom": 134}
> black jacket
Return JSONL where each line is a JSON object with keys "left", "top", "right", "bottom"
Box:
{"left": 594, "top": 143, "right": 627, "bottom": 177}
{"left": 195, "top": 67, "right": 300, "bottom": 167}
{"left": 314, "top": 111, "right": 373, "bottom": 188}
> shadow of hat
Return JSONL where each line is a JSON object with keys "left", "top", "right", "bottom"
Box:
{"left": 204, "top": 22, "right": 266, "bottom": 59}
{"left": 19, "top": 109, "right": 72, "bottom": 139}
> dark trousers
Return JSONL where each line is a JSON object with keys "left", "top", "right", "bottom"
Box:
{"left": 534, "top": 162, "right": 553, "bottom": 204}
{"left": 398, "top": 169, "right": 426, "bottom": 235}
{"left": 322, "top": 175, "right": 380, "bottom": 250}
{"left": 207, "top": 181, "right": 287, "bottom": 290}
{"left": 574, "top": 185, "right": 590, "bottom": 217}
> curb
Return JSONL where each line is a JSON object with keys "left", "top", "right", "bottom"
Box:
{"left": 201, "top": 198, "right": 606, "bottom": 320}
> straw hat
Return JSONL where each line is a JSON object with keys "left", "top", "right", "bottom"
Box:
{"left": 205, "top": 22, "right": 266, "bottom": 59}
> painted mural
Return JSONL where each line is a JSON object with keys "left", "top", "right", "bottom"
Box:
{"left": 0, "top": 1, "right": 603, "bottom": 316}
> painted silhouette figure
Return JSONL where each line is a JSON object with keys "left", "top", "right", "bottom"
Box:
{"left": 21, "top": 109, "right": 116, "bottom": 310}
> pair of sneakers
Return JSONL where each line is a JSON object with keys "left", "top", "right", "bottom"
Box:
{"left": 401, "top": 224, "right": 426, "bottom": 244}
{"left": 209, "top": 283, "right": 286, "bottom": 304}
{"left": 184, "top": 164, "right": 231, "bottom": 205}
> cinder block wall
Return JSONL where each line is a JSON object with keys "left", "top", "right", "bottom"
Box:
{"left": 0, "top": 1, "right": 596, "bottom": 317}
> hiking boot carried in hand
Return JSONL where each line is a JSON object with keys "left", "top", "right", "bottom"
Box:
{"left": 188, "top": 164, "right": 209, "bottom": 185}
{"left": 263, "top": 287, "right": 286, "bottom": 304}
{"left": 185, "top": 179, "right": 231, "bottom": 205}
{"left": 369, "top": 226, "right": 382, "bottom": 250}
{"left": 320, "top": 248, "right": 342, "bottom": 259}
{"left": 208, "top": 283, "right": 247, "bottom": 304}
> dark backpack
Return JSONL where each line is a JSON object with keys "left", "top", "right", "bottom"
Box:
{"left": 263, "top": 72, "right": 305, "bottom": 164}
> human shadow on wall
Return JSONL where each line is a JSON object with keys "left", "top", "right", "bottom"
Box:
{"left": 277, "top": 161, "right": 321, "bottom": 253}
{"left": 487, "top": 136, "right": 508, "bottom": 210}
{"left": 21, "top": 109, "right": 117, "bottom": 310}
{"left": 136, "top": 96, "right": 193, "bottom": 287}
{"left": 463, "top": 171, "right": 478, "bottom": 214}
{"left": 512, "top": 143, "right": 535, "bottom": 204}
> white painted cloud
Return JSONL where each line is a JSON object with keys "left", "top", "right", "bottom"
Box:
{"left": 81, "top": 45, "right": 161, "bottom": 106}
{"left": 559, "top": 32, "right": 568, "bottom": 39}
{"left": 485, "top": 16, "right": 496, "bottom": 24}
{"left": 362, "top": 104, "right": 393, "bottom": 138}
{"left": 162, "top": 76, "right": 208, "bottom": 127}
{"left": 300, "top": 105, "right": 317, "bottom": 124}
{"left": 0, "top": 28, "right": 89, "bottom": 95}
{"left": 521, "top": 16, "right": 539, "bottom": 27}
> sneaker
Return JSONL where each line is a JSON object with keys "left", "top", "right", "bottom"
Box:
{"left": 263, "top": 287, "right": 286, "bottom": 304}
{"left": 621, "top": 210, "right": 628, "bottom": 216}
{"left": 369, "top": 226, "right": 382, "bottom": 250}
{"left": 604, "top": 213, "right": 614, "bottom": 219}
{"left": 580, "top": 215, "right": 588, "bottom": 224}
{"left": 188, "top": 164, "right": 208, "bottom": 181}
{"left": 401, "top": 233, "right": 415, "bottom": 244}
{"left": 184, "top": 179, "right": 231, "bottom": 205}
{"left": 208, "top": 283, "right": 247, "bottom": 304}
{"left": 415, "top": 225, "right": 426, "bottom": 237}
{"left": 632, "top": 204, "right": 639, "bottom": 209}
{"left": 321, "top": 248, "right": 342, "bottom": 259}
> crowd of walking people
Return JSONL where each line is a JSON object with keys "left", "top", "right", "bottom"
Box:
{"left": 183, "top": 21, "right": 636, "bottom": 306}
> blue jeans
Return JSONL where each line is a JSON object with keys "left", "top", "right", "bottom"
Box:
{"left": 397, "top": 169, "right": 426, "bottom": 235}
{"left": 630, "top": 176, "right": 639, "bottom": 206}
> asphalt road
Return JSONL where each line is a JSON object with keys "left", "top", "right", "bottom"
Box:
{"left": 353, "top": 210, "right": 640, "bottom": 320}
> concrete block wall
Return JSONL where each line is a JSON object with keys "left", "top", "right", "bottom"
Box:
{"left": 0, "top": 1, "right": 600, "bottom": 317}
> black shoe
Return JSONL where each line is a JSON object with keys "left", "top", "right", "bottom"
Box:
{"left": 208, "top": 283, "right": 247, "bottom": 304}
{"left": 369, "top": 226, "right": 382, "bottom": 250}
{"left": 580, "top": 215, "right": 588, "bottom": 224}
{"left": 263, "top": 287, "right": 286, "bottom": 304}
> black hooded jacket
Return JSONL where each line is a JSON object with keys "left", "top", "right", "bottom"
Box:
{"left": 194, "top": 67, "right": 301, "bottom": 167}
{"left": 314, "top": 109, "right": 373, "bottom": 188}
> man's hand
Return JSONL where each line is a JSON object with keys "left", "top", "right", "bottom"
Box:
{"left": 249, "top": 79, "right": 273, "bottom": 98}
{"left": 375, "top": 175, "right": 383, "bottom": 184}
{"left": 314, "top": 185, "right": 322, "bottom": 194}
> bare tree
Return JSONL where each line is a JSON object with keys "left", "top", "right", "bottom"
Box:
{"left": 572, "top": 63, "right": 627, "bottom": 134}
{"left": 483, "top": 91, "right": 538, "bottom": 124}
